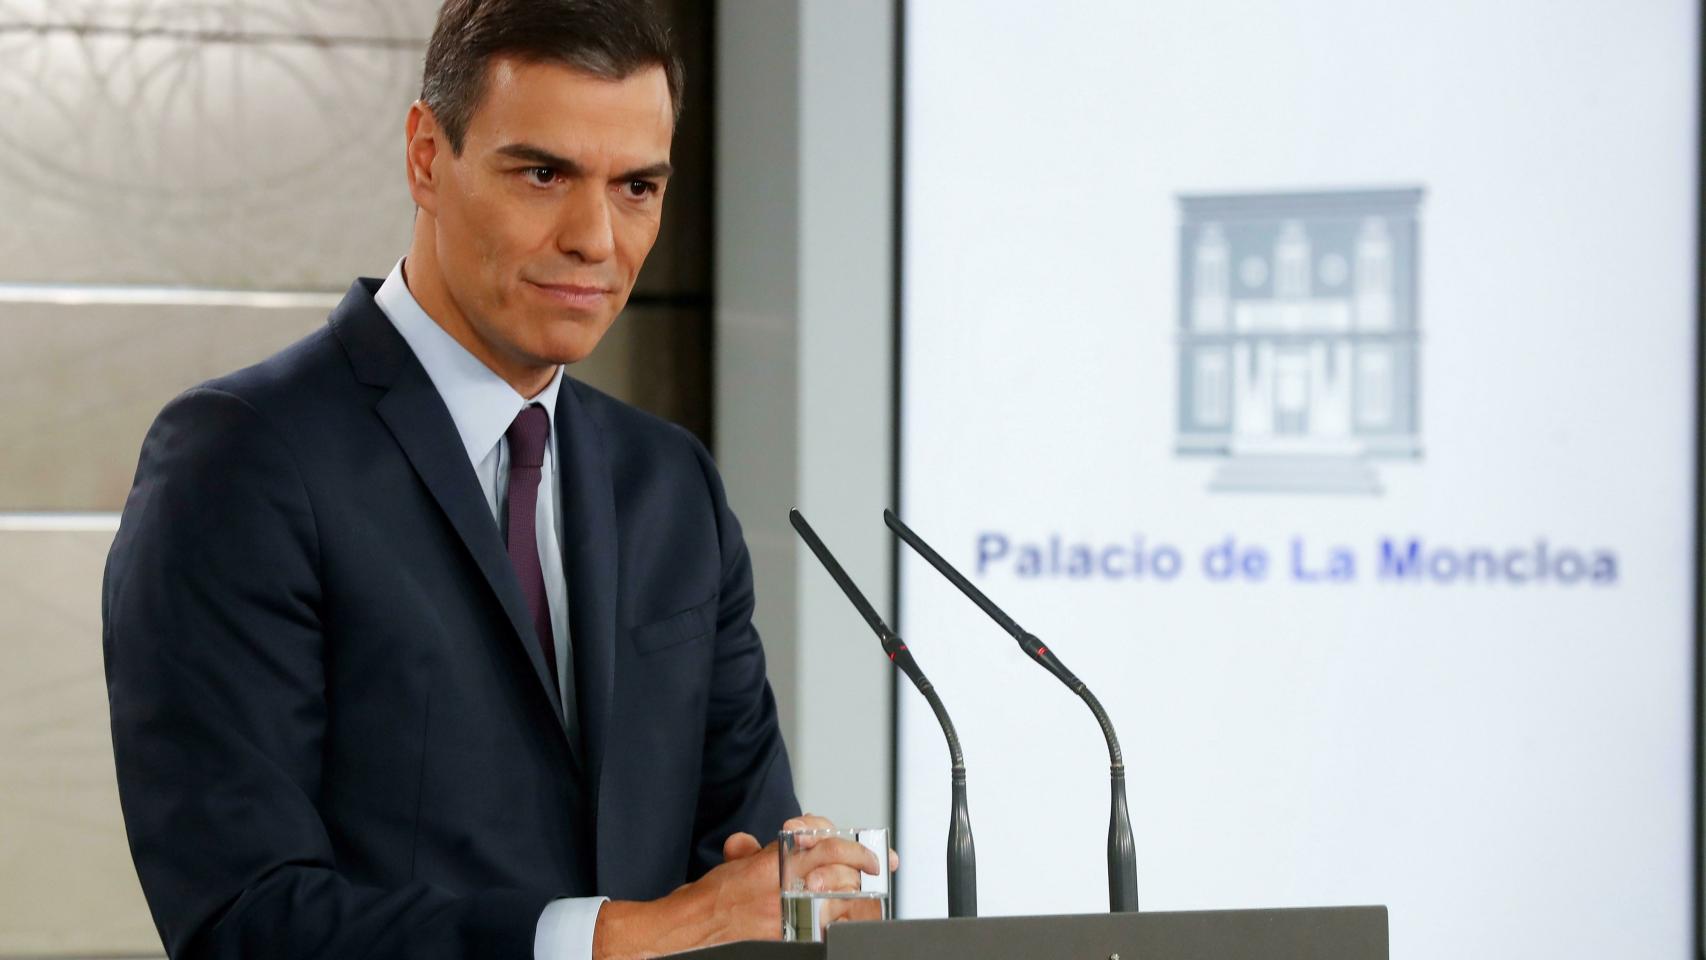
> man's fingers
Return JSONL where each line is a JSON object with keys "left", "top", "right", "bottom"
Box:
{"left": 722, "top": 831, "right": 762, "bottom": 862}
{"left": 803, "top": 862, "right": 863, "bottom": 894}
{"left": 819, "top": 892, "right": 885, "bottom": 926}
{"left": 781, "top": 812, "right": 838, "bottom": 835}
{"left": 789, "top": 836, "right": 882, "bottom": 878}
{"left": 805, "top": 849, "right": 896, "bottom": 888}
{"left": 796, "top": 888, "right": 882, "bottom": 940}
{"left": 778, "top": 817, "right": 891, "bottom": 902}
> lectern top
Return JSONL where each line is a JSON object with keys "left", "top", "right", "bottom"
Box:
{"left": 662, "top": 905, "right": 1389, "bottom": 960}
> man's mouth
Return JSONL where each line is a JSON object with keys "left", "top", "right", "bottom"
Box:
{"left": 525, "top": 280, "right": 612, "bottom": 309}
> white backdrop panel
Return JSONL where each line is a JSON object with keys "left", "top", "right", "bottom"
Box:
{"left": 896, "top": 2, "right": 1697, "bottom": 958}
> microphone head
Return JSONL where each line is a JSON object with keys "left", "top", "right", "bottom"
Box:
{"left": 1019, "top": 630, "right": 1079, "bottom": 689}
{"left": 886, "top": 509, "right": 1027, "bottom": 639}
{"left": 790, "top": 507, "right": 889, "bottom": 638}
{"left": 792, "top": 509, "right": 959, "bottom": 764}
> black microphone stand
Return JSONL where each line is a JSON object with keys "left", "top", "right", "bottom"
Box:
{"left": 885, "top": 509, "right": 1139, "bottom": 913}
{"left": 789, "top": 509, "right": 978, "bottom": 917}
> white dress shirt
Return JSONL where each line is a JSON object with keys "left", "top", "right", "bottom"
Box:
{"left": 374, "top": 259, "right": 605, "bottom": 960}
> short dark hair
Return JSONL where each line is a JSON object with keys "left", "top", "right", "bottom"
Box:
{"left": 421, "top": 0, "right": 684, "bottom": 154}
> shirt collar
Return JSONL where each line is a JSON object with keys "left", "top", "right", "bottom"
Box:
{"left": 374, "top": 258, "right": 563, "bottom": 467}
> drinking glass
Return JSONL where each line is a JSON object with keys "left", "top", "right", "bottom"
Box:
{"left": 778, "top": 826, "right": 891, "bottom": 942}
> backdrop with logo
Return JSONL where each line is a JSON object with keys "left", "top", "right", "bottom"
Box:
{"left": 894, "top": 2, "right": 1698, "bottom": 956}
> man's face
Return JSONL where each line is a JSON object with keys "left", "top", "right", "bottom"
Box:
{"left": 412, "top": 59, "right": 673, "bottom": 370}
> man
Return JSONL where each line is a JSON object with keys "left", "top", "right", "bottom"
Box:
{"left": 102, "top": 1, "right": 881, "bottom": 957}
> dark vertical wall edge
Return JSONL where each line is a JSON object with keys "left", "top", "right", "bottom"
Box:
{"left": 702, "top": 0, "right": 719, "bottom": 454}
{"left": 888, "top": 0, "right": 907, "bottom": 919}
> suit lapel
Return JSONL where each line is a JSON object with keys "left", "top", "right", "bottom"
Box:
{"left": 556, "top": 379, "right": 618, "bottom": 801}
{"left": 331, "top": 281, "right": 572, "bottom": 740}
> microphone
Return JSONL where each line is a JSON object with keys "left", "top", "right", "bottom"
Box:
{"left": 884, "top": 509, "right": 1139, "bottom": 914}
{"left": 788, "top": 508, "right": 977, "bottom": 918}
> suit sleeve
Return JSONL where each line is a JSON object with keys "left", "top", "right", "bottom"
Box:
{"left": 102, "top": 387, "right": 552, "bottom": 960}
{"left": 683, "top": 435, "right": 802, "bottom": 877}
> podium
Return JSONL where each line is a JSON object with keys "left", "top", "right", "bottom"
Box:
{"left": 664, "top": 905, "right": 1389, "bottom": 959}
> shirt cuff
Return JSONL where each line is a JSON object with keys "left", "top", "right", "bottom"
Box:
{"left": 535, "top": 896, "right": 609, "bottom": 960}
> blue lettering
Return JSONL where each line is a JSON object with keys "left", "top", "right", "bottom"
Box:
{"left": 1592, "top": 552, "right": 1618, "bottom": 583}
{"left": 1016, "top": 546, "right": 1042, "bottom": 577}
{"left": 1067, "top": 546, "right": 1093, "bottom": 578}
{"left": 1466, "top": 549, "right": 1496, "bottom": 581}
{"left": 1243, "top": 547, "right": 1269, "bottom": 580}
{"left": 1153, "top": 546, "right": 1183, "bottom": 580}
{"left": 1203, "top": 537, "right": 1235, "bottom": 580}
{"left": 1288, "top": 539, "right": 1352, "bottom": 582}
{"left": 977, "top": 533, "right": 1010, "bottom": 575}
{"left": 1205, "top": 537, "right": 1265, "bottom": 581}
{"left": 1379, "top": 538, "right": 1424, "bottom": 580}
{"left": 1327, "top": 547, "right": 1354, "bottom": 581}
{"left": 1428, "top": 551, "right": 1460, "bottom": 581}
{"left": 1503, "top": 549, "right": 1528, "bottom": 583}
{"left": 1100, "top": 545, "right": 1125, "bottom": 578}
{"left": 1290, "top": 538, "right": 1319, "bottom": 582}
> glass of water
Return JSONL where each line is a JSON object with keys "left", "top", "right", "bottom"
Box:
{"left": 778, "top": 826, "right": 891, "bottom": 942}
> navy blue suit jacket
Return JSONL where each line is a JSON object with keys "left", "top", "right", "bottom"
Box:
{"left": 102, "top": 279, "right": 799, "bottom": 959}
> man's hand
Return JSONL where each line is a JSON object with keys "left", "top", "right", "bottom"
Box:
{"left": 591, "top": 814, "right": 897, "bottom": 960}
{"left": 720, "top": 831, "right": 763, "bottom": 862}
{"left": 774, "top": 814, "right": 901, "bottom": 876}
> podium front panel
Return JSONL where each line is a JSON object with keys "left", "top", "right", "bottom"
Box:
{"left": 664, "top": 906, "right": 1388, "bottom": 959}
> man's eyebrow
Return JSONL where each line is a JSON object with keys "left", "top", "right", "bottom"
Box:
{"left": 494, "top": 145, "right": 672, "bottom": 182}
{"left": 494, "top": 143, "right": 584, "bottom": 174}
{"left": 619, "top": 162, "right": 674, "bottom": 181}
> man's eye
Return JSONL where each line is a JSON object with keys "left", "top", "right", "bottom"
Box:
{"left": 624, "top": 179, "right": 658, "bottom": 199}
{"left": 525, "top": 167, "right": 557, "bottom": 186}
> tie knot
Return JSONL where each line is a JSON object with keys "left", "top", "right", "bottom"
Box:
{"left": 506, "top": 403, "right": 550, "bottom": 469}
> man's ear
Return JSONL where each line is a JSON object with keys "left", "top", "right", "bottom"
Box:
{"left": 405, "top": 101, "right": 445, "bottom": 216}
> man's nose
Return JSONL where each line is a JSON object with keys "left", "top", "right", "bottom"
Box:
{"left": 555, "top": 184, "right": 616, "bottom": 264}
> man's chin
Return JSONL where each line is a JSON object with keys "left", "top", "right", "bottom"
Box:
{"left": 534, "top": 328, "right": 611, "bottom": 367}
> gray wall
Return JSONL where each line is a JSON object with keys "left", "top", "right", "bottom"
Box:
{"left": 0, "top": 1, "right": 714, "bottom": 953}
{"left": 715, "top": 0, "right": 896, "bottom": 832}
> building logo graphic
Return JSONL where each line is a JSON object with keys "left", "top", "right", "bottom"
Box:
{"left": 1176, "top": 189, "right": 1424, "bottom": 494}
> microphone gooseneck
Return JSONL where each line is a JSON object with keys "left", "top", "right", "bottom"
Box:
{"left": 788, "top": 509, "right": 978, "bottom": 918}
{"left": 884, "top": 509, "right": 1140, "bottom": 914}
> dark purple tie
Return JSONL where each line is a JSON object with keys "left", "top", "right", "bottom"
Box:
{"left": 504, "top": 404, "right": 557, "bottom": 690}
